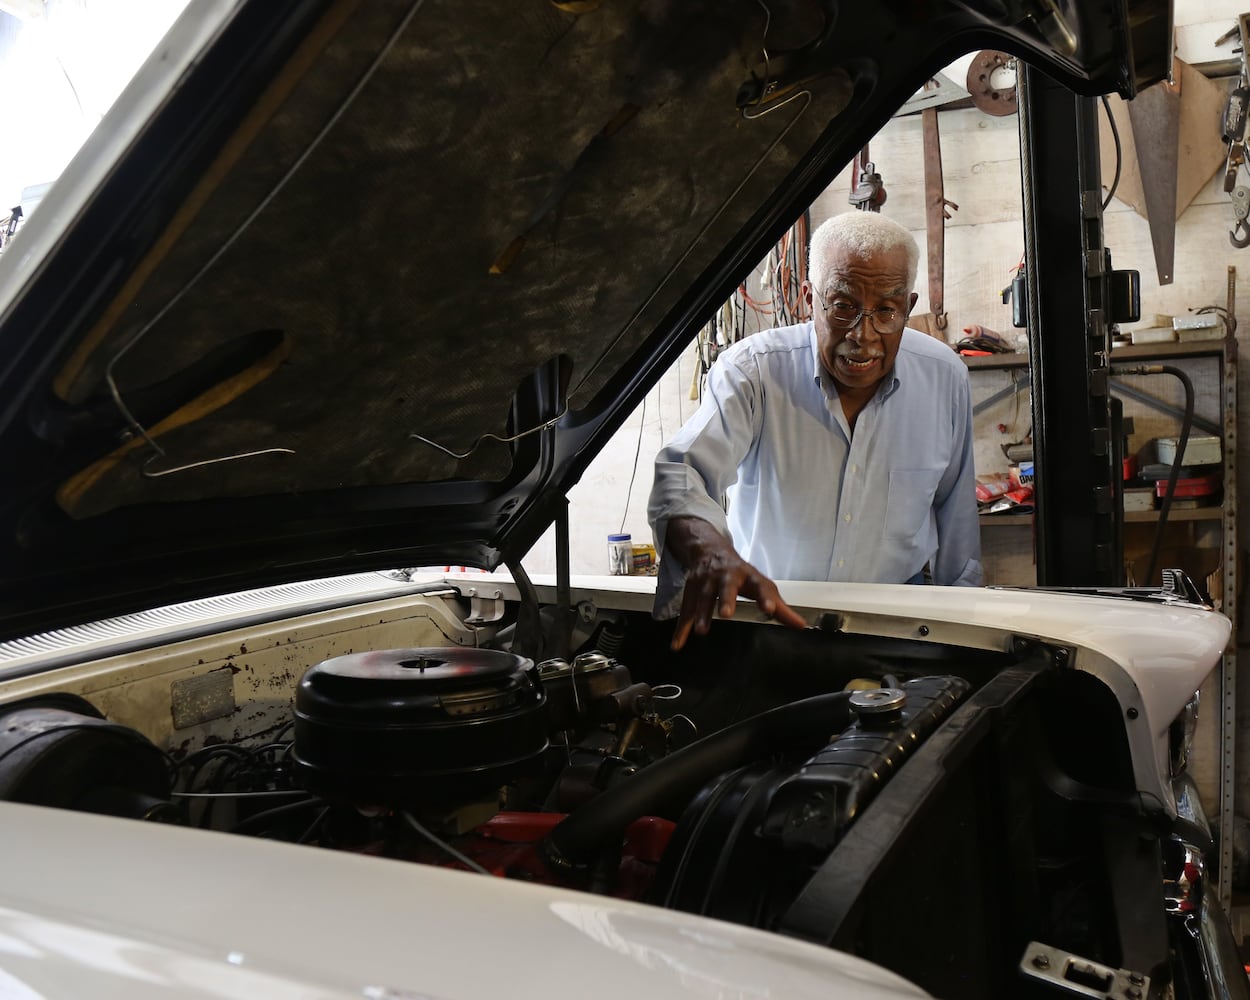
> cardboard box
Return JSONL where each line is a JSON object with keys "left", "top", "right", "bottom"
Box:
{"left": 1129, "top": 326, "right": 1176, "bottom": 345}
{"left": 1172, "top": 314, "right": 1224, "bottom": 341}
{"left": 1009, "top": 461, "right": 1034, "bottom": 489}
{"left": 1124, "top": 487, "right": 1155, "bottom": 512}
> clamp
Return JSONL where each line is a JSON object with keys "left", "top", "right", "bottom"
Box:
{"left": 849, "top": 159, "right": 886, "bottom": 211}
{"left": 1231, "top": 186, "right": 1250, "bottom": 248}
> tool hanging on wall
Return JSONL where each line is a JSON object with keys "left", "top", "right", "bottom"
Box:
{"left": 1098, "top": 61, "right": 1226, "bottom": 263}
{"left": 848, "top": 145, "right": 886, "bottom": 211}
{"left": 1220, "top": 15, "right": 1250, "bottom": 247}
{"left": 965, "top": 51, "right": 1018, "bottom": 117}
{"left": 0, "top": 206, "right": 20, "bottom": 254}
{"left": 912, "top": 104, "right": 958, "bottom": 337}
{"left": 1125, "top": 57, "right": 1181, "bottom": 283}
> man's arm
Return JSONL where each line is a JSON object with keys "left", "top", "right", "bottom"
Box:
{"left": 931, "top": 372, "right": 984, "bottom": 586}
{"left": 647, "top": 351, "right": 805, "bottom": 647}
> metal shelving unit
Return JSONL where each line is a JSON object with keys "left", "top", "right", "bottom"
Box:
{"left": 968, "top": 336, "right": 1239, "bottom": 908}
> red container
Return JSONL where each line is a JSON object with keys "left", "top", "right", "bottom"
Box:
{"left": 1155, "top": 473, "right": 1220, "bottom": 499}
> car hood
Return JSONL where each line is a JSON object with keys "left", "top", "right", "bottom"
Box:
{"left": 0, "top": 801, "right": 932, "bottom": 998}
{"left": 0, "top": 0, "right": 1170, "bottom": 638}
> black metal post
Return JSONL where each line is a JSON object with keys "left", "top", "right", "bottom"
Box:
{"left": 1018, "top": 67, "right": 1120, "bottom": 586}
{"left": 555, "top": 496, "right": 573, "bottom": 659}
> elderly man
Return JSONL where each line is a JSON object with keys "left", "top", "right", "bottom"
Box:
{"left": 648, "top": 211, "right": 983, "bottom": 650}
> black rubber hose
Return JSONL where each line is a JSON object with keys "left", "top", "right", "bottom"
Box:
{"left": 1100, "top": 95, "right": 1122, "bottom": 210}
{"left": 1112, "top": 364, "right": 1195, "bottom": 586}
{"left": 543, "top": 691, "right": 855, "bottom": 869}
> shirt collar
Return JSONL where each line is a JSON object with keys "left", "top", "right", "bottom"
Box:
{"left": 807, "top": 322, "right": 903, "bottom": 403}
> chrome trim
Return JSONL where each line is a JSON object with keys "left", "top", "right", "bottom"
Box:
{"left": 1174, "top": 773, "right": 1212, "bottom": 833}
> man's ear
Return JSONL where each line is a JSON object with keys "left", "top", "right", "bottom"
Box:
{"left": 906, "top": 291, "right": 919, "bottom": 315}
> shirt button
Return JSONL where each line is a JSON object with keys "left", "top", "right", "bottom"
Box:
{"left": 837, "top": 559, "right": 845, "bottom": 567}
{"left": 851, "top": 465, "right": 859, "bottom": 473}
{"left": 843, "top": 514, "right": 852, "bottom": 523}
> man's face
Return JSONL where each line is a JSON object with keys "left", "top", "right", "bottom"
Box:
{"left": 807, "top": 243, "right": 918, "bottom": 395}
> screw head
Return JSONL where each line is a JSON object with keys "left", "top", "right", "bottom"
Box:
{"left": 1031, "top": 954, "right": 1050, "bottom": 970}
{"left": 918, "top": 625, "right": 930, "bottom": 636}
{"left": 1127, "top": 707, "right": 1139, "bottom": 720}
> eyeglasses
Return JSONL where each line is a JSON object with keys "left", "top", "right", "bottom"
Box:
{"left": 814, "top": 288, "right": 906, "bottom": 335}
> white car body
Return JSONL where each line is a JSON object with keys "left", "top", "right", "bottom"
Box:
{"left": 0, "top": 574, "right": 1228, "bottom": 997}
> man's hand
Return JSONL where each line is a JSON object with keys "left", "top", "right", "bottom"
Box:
{"left": 664, "top": 516, "right": 807, "bottom": 651}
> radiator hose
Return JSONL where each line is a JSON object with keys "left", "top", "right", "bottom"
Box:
{"left": 543, "top": 690, "right": 856, "bottom": 870}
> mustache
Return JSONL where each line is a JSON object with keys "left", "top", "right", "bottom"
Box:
{"left": 835, "top": 347, "right": 884, "bottom": 360}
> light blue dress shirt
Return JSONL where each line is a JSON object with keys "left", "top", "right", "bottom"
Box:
{"left": 648, "top": 322, "right": 983, "bottom": 617}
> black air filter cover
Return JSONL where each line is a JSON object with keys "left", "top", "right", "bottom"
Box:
{"left": 292, "top": 647, "right": 547, "bottom": 805}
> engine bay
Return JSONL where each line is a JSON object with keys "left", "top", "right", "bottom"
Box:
{"left": 0, "top": 588, "right": 1215, "bottom": 999}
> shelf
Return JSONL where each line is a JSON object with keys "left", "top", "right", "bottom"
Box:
{"left": 1124, "top": 506, "right": 1223, "bottom": 523}
{"left": 979, "top": 512, "right": 1033, "bottom": 526}
{"left": 980, "top": 506, "right": 1224, "bottom": 526}
{"left": 961, "top": 337, "right": 1236, "bottom": 371}
{"left": 963, "top": 352, "right": 1028, "bottom": 370}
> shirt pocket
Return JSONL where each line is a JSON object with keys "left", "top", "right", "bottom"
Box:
{"left": 883, "top": 468, "right": 943, "bottom": 541}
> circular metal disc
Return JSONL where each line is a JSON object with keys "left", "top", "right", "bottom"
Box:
{"left": 849, "top": 687, "right": 907, "bottom": 715}
{"left": 967, "top": 50, "right": 1018, "bottom": 117}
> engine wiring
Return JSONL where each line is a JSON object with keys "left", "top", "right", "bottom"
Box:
{"left": 401, "top": 810, "right": 492, "bottom": 876}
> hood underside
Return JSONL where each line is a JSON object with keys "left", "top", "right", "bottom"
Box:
{"left": 0, "top": 0, "right": 1170, "bottom": 637}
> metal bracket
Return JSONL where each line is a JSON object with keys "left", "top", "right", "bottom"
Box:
{"left": 463, "top": 587, "right": 505, "bottom": 625}
{"left": 1019, "top": 941, "right": 1149, "bottom": 999}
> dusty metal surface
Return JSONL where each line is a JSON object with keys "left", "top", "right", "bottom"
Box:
{"left": 170, "top": 668, "right": 236, "bottom": 730}
{"left": 1125, "top": 66, "right": 1181, "bottom": 284}
{"left": 0, "top": 593, "right": 486, "bottom": 754}
{"left": 920, "top": 107, "right": 958, "bottom": 332}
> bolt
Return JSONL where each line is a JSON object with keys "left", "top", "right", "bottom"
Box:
{"left": 1126, "top": 988, "right": 1142, "bottom": 1000}
{"left": 1032, "top": 954, "right": 1050, "bottom": 970}
{"left": 1129, "top": 973, "right": 1145, "bottom": 986}
{"left": 1127, "top": 707, "right": 1139, "bottom": 720}
{"left": 918, "top": 625, "right": 930, "bottom": 636}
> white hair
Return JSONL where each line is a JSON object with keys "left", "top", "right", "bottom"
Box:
{"left": 808, "top": 212, "right": 920, "bottom": 294}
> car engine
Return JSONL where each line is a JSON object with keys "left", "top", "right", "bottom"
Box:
{"left": 0, "top": 632, "right": 974, "bottom": 904}
{"left": 0, "top": 601, "right": 1218, "bottom": 999}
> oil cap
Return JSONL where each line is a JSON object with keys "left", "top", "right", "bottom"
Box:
{"left": 849, "top": 687, "right": 907, "bottom": 727}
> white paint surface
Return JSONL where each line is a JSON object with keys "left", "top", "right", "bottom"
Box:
{"left": 0, "top": 801, "right": 931, "bottom": 998}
